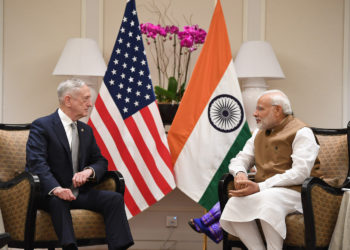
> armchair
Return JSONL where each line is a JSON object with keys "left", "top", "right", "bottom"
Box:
{"left": 0, "top": 123, "right": 126, "bottom": 250}
{"left": 219, "top": 123, "right": 350, "bottom": 250}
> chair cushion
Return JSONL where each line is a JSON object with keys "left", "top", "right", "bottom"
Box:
{"left": 34, "top": 209, "right": 106, "bottom": 241}
{"left": 0, "top": 178, "right": 30, "bottom": 241}
{"left": 311, "top": 185, "right": 343, "bottom": 247}
{"left": 0, "top": 129, "right": 29, "bottom": 182}
{"left": 284, "top": 213, "right": 305, "bottom": 246}
{"left": 33, "top": 176, "right": 116, "bottom": 242}
{"left": 284, "top": 185, "right": 344, "bottom": 248}
{"left": 316, "top": 133, "right": 349, "bottom": 187}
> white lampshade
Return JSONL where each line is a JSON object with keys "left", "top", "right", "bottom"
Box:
{"left": 53, "top": 38, "right": 106, "bottom": 76}
{"left": 235, "top": 40, "right": 285, "bottom": 80}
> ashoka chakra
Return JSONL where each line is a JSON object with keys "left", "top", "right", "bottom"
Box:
{"left": 208, "top": 94, "right": 244, "bottom": 133}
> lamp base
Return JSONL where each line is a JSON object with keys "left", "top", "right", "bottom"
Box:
{"left": 241, "top": 78, "right": 268, "bottom": 131}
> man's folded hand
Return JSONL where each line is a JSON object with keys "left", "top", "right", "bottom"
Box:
{"left": 73, "top": 168, "right": 93, "bottom": 188}
{"left": 229, "top": 179, "right": 260, "bottom": 197}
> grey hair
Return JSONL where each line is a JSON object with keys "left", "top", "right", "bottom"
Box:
{"left": 258, "top": 89, "right": 293, "bottom": 115}
{"left": 57, "top": 78, "right": 86, "bottom": 104}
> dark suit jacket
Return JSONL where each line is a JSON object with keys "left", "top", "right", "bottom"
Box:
{"left": 26, "top": 110, "right": 107, "bottom": 196}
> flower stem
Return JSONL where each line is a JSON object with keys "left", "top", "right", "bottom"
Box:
{"left": 184, "top": 51, "right": 191, "bottom": 85}
{"left": 173, "top": 36, "right": 177, "bottom": 77}
{"left": 153, "top": 39, "right": 162, "bottom": 87}
{"left": 177, "top": 46, "right": 183, "bottom": 81}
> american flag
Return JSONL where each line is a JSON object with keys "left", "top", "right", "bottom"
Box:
{"left": 88, "top": 0, "right": 175, "bottom": 218}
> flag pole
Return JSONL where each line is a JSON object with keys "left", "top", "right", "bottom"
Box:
{"left": 88, "top": 0, "right": 176, "bottom": 218}
{"left": 202, "top": 208, "right": 208, "bottom": 250}
{"left": 202, "top": 234, "right": 207, "bottom": 250}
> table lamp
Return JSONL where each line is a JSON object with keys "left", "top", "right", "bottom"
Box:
{"left": 235, "top": 40, "right": 285, "bottom": 130}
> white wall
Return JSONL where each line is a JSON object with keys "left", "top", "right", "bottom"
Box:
{"left": 2, "top": 0, "right": 346, "bottom": 127}
{"left": 2, "top": 0, "right": 81, "bottom": 123}
{"left": 1, "top": 0, "right": 348, "bottom": 249}
{"left": 266, "top": 0, "right": 345, "bottom": 128}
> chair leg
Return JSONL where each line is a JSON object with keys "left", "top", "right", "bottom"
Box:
{"left": 223, "top": 240, "right": 231, "bottom": 250}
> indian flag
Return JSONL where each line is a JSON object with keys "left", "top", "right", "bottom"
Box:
{"left": 167, "top": 0, "right": 251, "bottom": 210}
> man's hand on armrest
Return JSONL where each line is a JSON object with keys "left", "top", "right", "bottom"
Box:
{"left": 52, "top": 187, "right": 76, "bottom": 201}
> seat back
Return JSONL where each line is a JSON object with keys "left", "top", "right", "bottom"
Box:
{"left": 284, "top": 126, "right": 350, "bottom": 248}
{"left": 0, "top": 124, "right": 30, "bottom": 182}
{"left": 312, "top": 127, "right": 350, "bottom": 187}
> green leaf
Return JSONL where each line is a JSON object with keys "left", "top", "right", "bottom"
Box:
{"left": 180, "top": 82, "right": 186, "bottom": 93}
{"left": 154, "top": 86, "right": 166, "bottom": 102}
{"left": 154, "top": 86, "right": 176, "bottom": 101}
{"left": 175, "top": 82, "right": 186, "bottom": 100}
{"left": 167, "top": 77, "right": 178, "bottom": 95}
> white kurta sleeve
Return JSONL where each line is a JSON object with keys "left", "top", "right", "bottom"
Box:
{"left": 258, "top": 127, "right": 320, "bottom": 191}
{"left": 228, "top": 129, "right": 258, "bottom": 176}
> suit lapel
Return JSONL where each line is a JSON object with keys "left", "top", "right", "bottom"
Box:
{"left": 52, "top": 111, "right": 87, "bottom": 172}
{"left": 77, "top": 121, "right": 86, "bottom": 171}
{"left": 52, "top": 111, "right": 71, "bottom": 157}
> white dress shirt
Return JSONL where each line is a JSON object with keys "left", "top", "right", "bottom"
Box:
{"left": 58, "top": 108, "right": 75, "bottom": 149}
{"left": 228, "top": 127, "right": 320, "bottom": 191}
{"left": 221, "top": 126, "right": 320, "bottom": 240}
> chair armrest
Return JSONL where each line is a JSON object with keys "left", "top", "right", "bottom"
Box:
{"left": 0, "top": 232, "right": 10, "bottom": 248}
{"left": 218, "top": 172, "right": 255, "bottom": 212}
{"left": 302, "top": 176, "right": 345, "bottom": 249}
{"left": 0, "top": 171, "right": 40, "bottom": 242}
{"left": 93, "top": 171, "right": 125, "bottom": 195}
{"left": 218, "top": 173, "right": 234, "bottom": 214}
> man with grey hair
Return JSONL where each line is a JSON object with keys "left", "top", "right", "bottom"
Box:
{"left": 26, "top": 79, "right": 133, "bottom": 250}
{"left": 220, "top": 89, "right": 321, "bottom": 249}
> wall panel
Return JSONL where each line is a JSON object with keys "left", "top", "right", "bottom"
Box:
{"left": 265, "top": 0, "right": 344, "bottom": 127}
{"left": 3, "top": 0, "right": 81, "bottom": 123}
